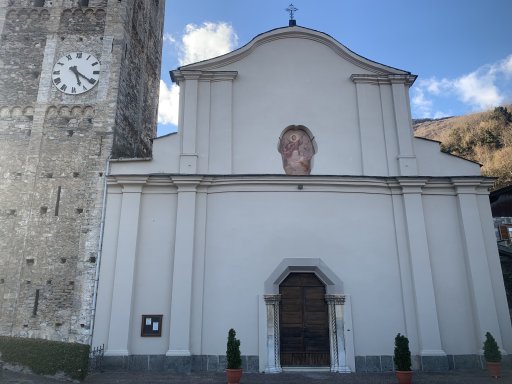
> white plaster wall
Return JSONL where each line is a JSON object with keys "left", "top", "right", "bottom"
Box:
{"left": 414, "top": 138, "right": 480, "bottom": 176}
{"left": 107, "top": 30, "right": 482, "bottom": 179}
{"left": 94, "top": 178, "right": 512, "bottom": 361}
{"left": 109, "top": 133, "right": 180, "bottom": 175}
{"left": 109, "top": 50, "right": 481, "bottom": 180}
{"left": 93, "top": 26, "right": 511, "bottom": 361}
{"left": 477, "top": 194, "right": 512, "bottom": 352}
{"left": 220, "top": 38, "right": 367, "bottom": 175}
{"left": 129, "top": 190, "right": 177, "bottom": 354}
{"left": 199, "top": 190, "right": 406, "bottom": 356}
{"left": 422, "top": 194, "right": 476, "bottom": 353}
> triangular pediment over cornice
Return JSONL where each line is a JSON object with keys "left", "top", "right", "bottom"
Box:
{"left": 173, "top": 25, "right": 414, "bottom": 77}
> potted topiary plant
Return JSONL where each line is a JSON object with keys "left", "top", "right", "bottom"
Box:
{"left": 226, "top": 328, "right": 243, "bottom": 384}
{"left": 394, "top": 333, "right": 412, "bottom": 384}
{"left": 483, "top": 331, "right": 502, "bottom": 378}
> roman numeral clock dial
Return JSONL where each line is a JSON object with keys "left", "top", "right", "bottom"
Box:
{"left": 52, "top": 52, "right": 100, "bottom": 95}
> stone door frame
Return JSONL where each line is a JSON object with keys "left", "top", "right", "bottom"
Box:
{"left": 263, "top": 258, "right": 354, "bottom": 373}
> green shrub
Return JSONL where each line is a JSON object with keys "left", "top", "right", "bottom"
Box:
{"left": 226, "top": 328, "right": 242, "bottom": 369}
{"left": 483, "top": 332, "right": 502, "bottom": 363}
{"left": 394, "top": 333, "right": 412, "bottom": 371}
{"left": 0, "top": 336, "right": 90, "bottom": 380}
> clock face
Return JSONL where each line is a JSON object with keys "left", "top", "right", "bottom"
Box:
{"left": 52, "top": 52, "right": 100, "bottom": 95}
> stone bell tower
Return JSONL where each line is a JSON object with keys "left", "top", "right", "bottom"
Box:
{"left": 0, "top": 0, "right": 164, "bottom": 343}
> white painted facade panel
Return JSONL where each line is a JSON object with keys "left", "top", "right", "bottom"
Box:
{"left": 93, "top": 26, "right": 511, "bottom": 373}
{"left": 130, "top": 191, "right": 178, "bottom": 355}
{"left": 422, "top": 194, "right": 477, "bottom": 353}
{"left": 200, "top": 191, "right": 404, "bottom": 356}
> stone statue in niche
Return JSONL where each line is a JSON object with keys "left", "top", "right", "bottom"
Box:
{"left": 279, "top": 127, "right": 315, "bottom": 175}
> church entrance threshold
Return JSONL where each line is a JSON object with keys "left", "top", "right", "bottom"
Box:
{"left": 279, "top": 273, "right": 330, "bottom": 367}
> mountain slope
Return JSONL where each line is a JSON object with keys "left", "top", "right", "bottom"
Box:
{"left": 413, "top": 106, "right": 512, "bottom": 189}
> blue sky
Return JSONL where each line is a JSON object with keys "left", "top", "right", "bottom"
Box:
{"left": 157, "top": 0, "right": 512, "bottom": 136}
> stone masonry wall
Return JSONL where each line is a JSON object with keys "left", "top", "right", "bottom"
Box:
{"left": 0, "top": 0, "right": 165, "bottom": 344}
{"left": 111, "top": 0, "right": 163, "bottom": 158}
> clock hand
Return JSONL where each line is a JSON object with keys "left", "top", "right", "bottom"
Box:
{"left": 69, "top": 66, "right": 82, "bottom": 86}
{"left": 69, "top": 66, "right": 97, "bottom": 85}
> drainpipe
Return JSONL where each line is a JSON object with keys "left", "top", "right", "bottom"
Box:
{"left": 89, "top": 155, "right": 111, "bottom": 346}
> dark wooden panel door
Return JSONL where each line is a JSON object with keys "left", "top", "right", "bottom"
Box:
{"left": 279, "top": 273, "right": 330, "bottom": 367}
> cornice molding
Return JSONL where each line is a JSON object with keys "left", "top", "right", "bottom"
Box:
{"left": 452, "top": 177, "right": 494, "bottom": 195}
{"left": 105, "top": 174, "right": 491, "bottom": 196}
{"left": 351, "top": 74, "right": 417, "bottom": 86}
{"left": 396, "top": 177, "right": 428, "bottom": 194}
{"left": 171, "top": 70, "right": 238, "bottom": 85}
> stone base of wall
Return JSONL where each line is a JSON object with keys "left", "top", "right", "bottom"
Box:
{"left": 355, "top": 355, "right": 395, "bottom": 372}
{"left": 102, "top": 355, "right": 259, "bottom": 373}
{"left": 355, "top": 354, "right": 491, "bottom": 372}
{"left": 102, "top": 353, "right": 511, "bottom": 373}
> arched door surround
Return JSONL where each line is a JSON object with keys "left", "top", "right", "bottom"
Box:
{"left": 264, "top": 258, "right": 353, "bottom": 373}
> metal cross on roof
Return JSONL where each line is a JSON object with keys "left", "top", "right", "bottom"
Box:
{"left": 286, "top": 3, "right": 298, "bottom": 21}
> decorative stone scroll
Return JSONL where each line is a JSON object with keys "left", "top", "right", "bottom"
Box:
{"left": 264, "top": 294, "right": 282, "bottom": 373}
{"left": 325, "top": 294, "right": 350, "bottom": 373}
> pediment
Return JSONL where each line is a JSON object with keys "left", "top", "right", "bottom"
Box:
{"left": 178, "top": 26, "right": 411, "bottom": 76}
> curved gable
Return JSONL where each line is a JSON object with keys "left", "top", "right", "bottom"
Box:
{"left": 178, "top": 26, "right": 412, "bottom": 76}
{"left": 168, "top": 25, "right": 423, "bottom": 177}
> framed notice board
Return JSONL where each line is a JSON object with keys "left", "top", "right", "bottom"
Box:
{"left": 141, "top": 314, "right": 163, "bottom": 337}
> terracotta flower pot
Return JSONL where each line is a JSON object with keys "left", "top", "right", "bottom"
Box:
{"left": 395, "top": 370, "right": 413, "bottom": 384}
{"left": 486, "top": 361, "right": 501, "bottom": 378}
{"left": 226, "top": 368, "right": 243, "bottom": 384}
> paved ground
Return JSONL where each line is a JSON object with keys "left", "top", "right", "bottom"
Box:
{"left": 2, "top": 368, "right": 511, "bottom": 384}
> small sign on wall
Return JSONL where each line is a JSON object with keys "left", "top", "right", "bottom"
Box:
{"left": 141, "top": 314, "right": 163, "bottom": 337}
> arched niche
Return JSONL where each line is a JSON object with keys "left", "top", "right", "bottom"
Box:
{"left": 278, "top": 125, "right": 317, "bottom": 175}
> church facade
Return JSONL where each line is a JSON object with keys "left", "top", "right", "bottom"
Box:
{"left": 93, "top": 26, "right": 512, "bottom": 372}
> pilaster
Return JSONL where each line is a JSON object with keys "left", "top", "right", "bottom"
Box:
{"left": 171, "top": 70, "right": 237, "bottom": 174}
{"left": 105, "top": 178, "right": 145, "bottom": 355}
{"left": 351, "top": 74, "right": 417, "bottom": 176}
{"left": 389, "top": 184, "right": 420, "bottom": 356}
{"left": 398, "top": 179, "right": 445, "bottom": 359}
{"left": 325, "top": 294, "right": 351, "bottom": 373}
{"left": 179, "top": 72, "right": 200, "bottom": 173}
{"left": 264, "top": 294, "right": 282, "bottom": 373}
{"left": 166, "top": 178, "right": 201, "bottom": 356}
{"left": 453, "top": 178, "right": 504, "bottom": 350}
{"left": 391, "top": 79, "right": 417, "bottom": 175}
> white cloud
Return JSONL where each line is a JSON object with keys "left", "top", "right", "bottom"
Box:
{"left": 412, "top": 82, "right": 450, "bottom": 118}
{"left": 498, "top": 54, "right": 512, "bottom": 76}
{"left": 453, "top": 72, "right": 503, "bottom": 110}
{"left": 163, "top": 33, "right": 176, "bottom": 45}
{"left": 412, "top": 54, "right": 512, "bottom": 117}
{"left": 158, "top": 80, "right": 180, "bottom": 126}
{"left": 432, "top": 110, "right": 449, "bottom": 119}
{"left": 179, "top": 22, "right": 238, "bottom": 66}
{"left": 158, "top": 22, "right": 238, "bottom": 130}
{"left": 422, "top": 78, "right": 451, "bottom": 95}
{"left": 412, "top": 88, "right": 432, "bottom": 117}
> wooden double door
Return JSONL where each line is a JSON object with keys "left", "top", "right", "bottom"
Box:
{"left": 279, "top": 273, "right": 330, "bottom": 367}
